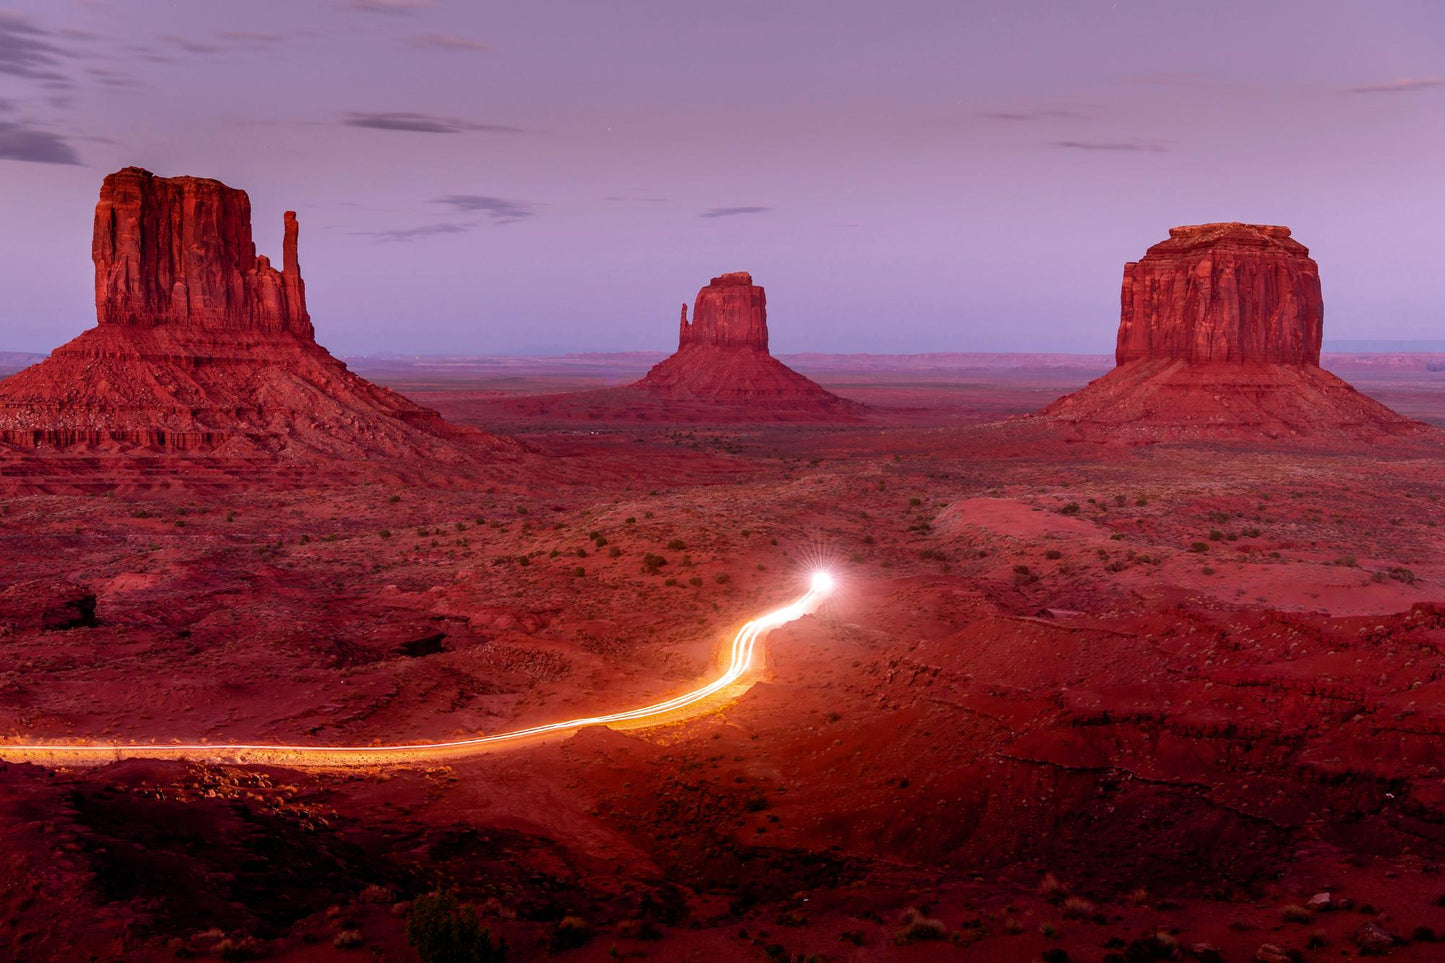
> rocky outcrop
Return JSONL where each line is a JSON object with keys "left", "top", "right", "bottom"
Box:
{"left": 678, "top": 272, "right": 769, "bottom": 351}
{"left": 635, "top": 271, "right": 861, "bottom": 417}
{"left": 1115, "top": 223, "right": 1322, "bottom": 366}
{"left": 93, "top": 167, "right": 311, "bottom": 335}
{"left": 1032, "top": 223, "right": 1424, "bottom": 443}
{"left": 0, "top": 167, "right": 516, "bottom": 475}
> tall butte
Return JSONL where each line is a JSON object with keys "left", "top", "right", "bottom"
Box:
{"left": 1033, "top": 222, "right": 1423, "bottom": 442}
{"left": 0, "top": 167, "right": 513, "bottom": 475}
{"left": 634, "top": 271, "right": 859, "bottom": 416}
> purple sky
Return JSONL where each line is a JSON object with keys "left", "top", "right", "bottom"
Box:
{"left": 0, "top": 1, "right": 1441, "bottom": 356}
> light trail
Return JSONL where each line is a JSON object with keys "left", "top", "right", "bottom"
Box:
{"left": 0, "top": 571, "right": 835, "bottom": 769}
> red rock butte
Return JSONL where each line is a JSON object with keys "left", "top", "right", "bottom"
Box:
{"left": 0, "top": 167, "right": 514, "bottom": 483}
{"left": 634, "top": 272, "right": 860, "bottom": 415}
{"left": 1034, "top": 223, "right": 1423, "bottom": 442}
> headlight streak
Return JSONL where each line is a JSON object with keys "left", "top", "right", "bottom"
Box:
{"left": 0, "top": 572, "right": 836, "bottom": 768}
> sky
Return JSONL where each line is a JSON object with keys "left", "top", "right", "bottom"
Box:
{"left": 0, "top": 0, "right": 1441, "bottom": 356}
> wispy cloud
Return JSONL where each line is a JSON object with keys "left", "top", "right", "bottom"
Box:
{"left": 700, "top": 206, "right": 771, "bottom": 218}
{"left": 980, "top": 108, "right": 1091, "bottom": 122}
{"left": 0, "top": 11, "right": 70, "bottom": 86}
{"left": 221, "top": 31, "right": 288, "bottom": 46}
{"left": 1054, "top": 139, "right": 1166, "bottom": 153}
{"left": 0, "top": 121, "right": 80, "bottom": 164}
{"left": 346, "top": 0, "right": 437, "bottom": 14}
{"left": 435, "top": 194, "right": 536, "bottom": 223}
{"left": 341, "top": 110, "right": 523, "bottom": 134}
{"left": 605, "top": 195, "right": 670, "bottom": 203}
{"left": 158, "top": 34, "right": 226, "bottom": 56}
{"left": 1345, "top": 77, "right": 1445, "bottom": 94}
{"left": 405, "top": 33, "right": 488, "bottom": 52}
{"left": 352, "top": 222, "right": 471, "bottom": 242}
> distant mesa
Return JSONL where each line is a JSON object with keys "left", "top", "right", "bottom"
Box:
{"left": 633, "top": 271, "right": 861, "bottom": 416}
{"left": 1032, "top": 222, "right": 1425, "bottom": 442}
{"left": 0, "top": 166, "right": 514, "bottom": 476}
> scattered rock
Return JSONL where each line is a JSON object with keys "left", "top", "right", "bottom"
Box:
{"left": 1306, "top": 892, "right": 1333, "bottom": 912}
{"left": 1354, "top": 921, "right": 1398, "bottom": 955}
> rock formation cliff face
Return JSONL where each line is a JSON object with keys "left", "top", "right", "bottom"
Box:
{"left": 677, "top": 272, "right": 769, "bottom": 351}
{"left": 1115, "top": 223, "right": 1322, "bottom": 366}
{"left": 94, "top": 167, "right": 312, "bottom": 335}
{"left": 1034, "top": 223, "right": 1421, "bottom": 443}
{"left": 636, "top": 272, "right": 860, "bottom": 417}
{"left": 0, "top": 167, "right": 514, "bottom": 478}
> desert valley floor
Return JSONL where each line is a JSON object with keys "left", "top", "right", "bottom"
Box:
{"left": 3, "top": 357, "right": 1445, "bottom": 962}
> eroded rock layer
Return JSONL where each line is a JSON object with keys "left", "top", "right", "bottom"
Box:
{"left": 1116, "top": 223, "right": 1323, "bottom": 366}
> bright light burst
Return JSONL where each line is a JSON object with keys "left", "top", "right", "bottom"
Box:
{"left": 811, "top": 570, "right": 836, "bottom": 593}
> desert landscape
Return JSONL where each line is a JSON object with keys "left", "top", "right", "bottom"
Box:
{"left": 2, "top": 3, "right": 1443, "bottom": 963}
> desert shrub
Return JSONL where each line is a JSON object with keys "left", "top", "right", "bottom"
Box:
{"left": 1281, "top": 904, "right": 1311, "bottom": 923}
{"left": 1040, "top": 873, "right": 1068, "bottom": 904}
{"left": 379, "top": 529, "right": 392, "bottom": 539}
{"left": 1208, "top": 529, "right": 1224, "bottom": 541}
{"left": 551, "top": 916, "right": 591, "bottom": 950}
{"left": 388, "top": 495, "right": 402, "bottom": 504}
{"left": 1334, "top": 555, "right": 1357, "bottom": 567}
{"left": 1060, "top": 502, "right": 1080, "bottom": 515}
{"left": 715, "top": 573, "right": 731, "bottom": 584}
{"left": 895, "top": 908, "right": 947, "bottom": 944}
{"left": 575, "top": 547, "right": 587, "bottom": 557}
{"left": 1135, "top": 497, "right": 1148, "bottom": 506}
{"left": 643, "top": 553, "right": 668, "bottom": 573}
{"left": 1389, "top": 567, "right": 1417, "bottom": 584}
{"left": 515, "top": 506, "right": 529, "bottom": 515}
{"left": 334, "top": 929, "right": 364, "bottom": 948}
{"left": 666, "top": 538, "right": 687, "bottom": 550}
{"left": 572, "top": 567, "right": 585, "bottom": 578}
{"left": 909, "top": 497, "right": 922, "bottom": 506}
{"left": 1190, "top": 542, "right": 1209, "bottom": 553}
{"left": 1014, "top": 564, "right": 1031, "bottom": 576}
{"left": 862, "top": 534, "right": 875, "bottom": 545}
{"left": 1045, "top": 549, "right": 1062, "bottom": 560}
{"left": 1061, "top": 896, "right": 1095, "bottom": 919}
{"left": 406, "top": 892, "right": 506, "bottom": 963}
{"left": 664, "top": 577, "right": 679, "bottom": 587}
{"left": 607, "top": 546, "right": 622, "bottom": 557}
{"left": 688, "top": 576, "right": 703, "bottom": 587}
{"left": 624, "top": 516, "right": 636, "bottom": 525}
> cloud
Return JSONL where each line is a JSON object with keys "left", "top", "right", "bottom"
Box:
{"left": 352, "top": 222, "right": 471, "bottom": 242}
{"left": 158, "top": 34, "right": 226, "bottom": 56}
{"left": 341, "top": 111, "right": 523, "bottom": 134}
{"left": 435, "top": 194, "right": 536, "bottom": 223}
{"left": 346, "top": 0, "right": 437, "bottom": 13}
{"left": 220, "top": 31, "right": 288, "bottom": 45}
{"left": 699, "top": 206, "right": 771, "bottom": 218}
{"left": 87, "top": 67, "right": 144, "bottom": 89}
{"left": 0, "top": 121, "right": 80, "bottom": 164}
{"left": 1345, "top": 77, "right": 1445, "bottom": 94}
{"left": 1053, "top": 139, "right": 1166, "bottom": 153}
{"left": 980, "top": 108, "right": 1091, "bottom": 122}
{"left": 405, "top": 33, "right": 488, "bottom": 52}
{"left": 0, "top": 11, "right": 70, "bottom": 86}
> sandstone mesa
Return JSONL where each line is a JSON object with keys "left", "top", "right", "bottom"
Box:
{"left": 1034, "top": 222, "right": 1422, "bottom": 442}
{"left": 0, "top": 167, "right": 512, "bottom": 475}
